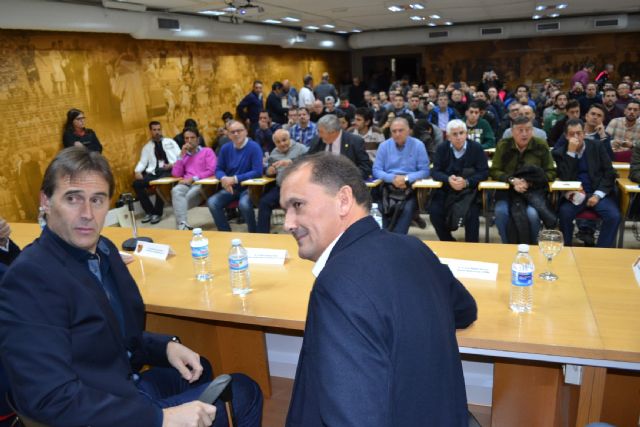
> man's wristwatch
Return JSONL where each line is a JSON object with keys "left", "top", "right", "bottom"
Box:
{"left": 169, "top": 336, "right": 181, "bottom": 344}
{"left": 404, "top": 175, "right": 410, "bottom": 184}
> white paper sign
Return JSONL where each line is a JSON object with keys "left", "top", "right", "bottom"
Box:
{"left": 246, "top": 248, "right": 288, "bottom": 265}
{"left": 133, "top": 241, "right": 173, "bottom": 260}
{"left": 551, "top": 181, "right": 582, "bottom": 190}
{"left": 439, "top": 257, "right": 499, "bottom": 281}
{"left": 633, "top": 257, "right": 640, "bottom": 287}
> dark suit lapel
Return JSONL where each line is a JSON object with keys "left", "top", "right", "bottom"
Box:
{"left": 40, "top": 233, "right": 126, "bottom": 345}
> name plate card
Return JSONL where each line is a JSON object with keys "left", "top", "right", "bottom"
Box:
{"left": 134, "top": 241, "right": 174, "bottom": 260}
{"left": 440, "top": 258, "right": 499, "bottom": 281}
{"left": 633, "top": 257, "right": 640, "bottom": 287}
{"left": 246, "top": 248, "right": 288, "bottom": 265}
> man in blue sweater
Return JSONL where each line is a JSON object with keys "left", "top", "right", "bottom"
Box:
{"left": 373, "top": 117, "right": 430, "bottom": 234}
{"left": 208, "top": 121, "right": 263, "bottom": 232}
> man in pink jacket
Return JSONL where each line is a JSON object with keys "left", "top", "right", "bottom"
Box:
{"left": 171, "top": 128, "right": 217, "bottom": 230}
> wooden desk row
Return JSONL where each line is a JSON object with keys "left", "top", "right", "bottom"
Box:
{"left": 9, "top": 224, "right": 640, "bottom": 426}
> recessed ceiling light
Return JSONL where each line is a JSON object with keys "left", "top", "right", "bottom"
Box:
{"left": 199, "top": 10, "right": 225, "bottom": 16}
{"left": 428, "top": 22, "right": 437, "bottom": 26}
{"left": 263, "top": 19, "right": 282, "bottom": 24}
{"left": 282, "top": 16, "right": 300, "bottom": 22}
{"left": 532, "top": 14, "right": 541, "bottom": 19}
{"left": 320, "top": 40, "right": 335, "bottom": 47}
{"left": 305, "top": 25, "right": 320, "bottom": 30}
{"left": 352, "top": 29, "right": 362, "bottom": 32}
{"left": 549, "top": 12, "right": 559, "bottom": 17}
{"left": 223, "top": 6, "right": 236, "bottom": 12}
{"left": 409, "top": 3, "right": 425, "bottom": 9}
{"left": 410, "top": 16, "right": 425, "bottom": 21}
{"left": 557, "top": 3, "right": 567, "bottom": 9}
{"left": 535, "top": 5, "right": 546, "bottom": 11}
{"left": 336, "top": 30, "right": 348, "bottom": 34}
{"left": 444, "top": 21, "right": 453, "bottom": 25}
{"left": 429, "top": 14, "right": 440, "bottom": 19}
{"left": 388, "top": 5, "right": 404, "bottom": 12}
{"left": 322, "top": 24, "right": 335, "bottom": 28}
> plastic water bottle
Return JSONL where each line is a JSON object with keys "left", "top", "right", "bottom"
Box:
{"left": 190, "top": 228, "right": 212, "bottom": 281}
{"left": 510, "top": 244, "right": 534, "bottom": 313}
{"left": 370, "top": 203, "right": 383, "bottom": 229}
{"left": 229, "top": 239, "right": 251, "bottom": 295}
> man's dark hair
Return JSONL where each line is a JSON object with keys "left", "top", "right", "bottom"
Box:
{"left": 468, "top": 100, "right": 483, "bottom": 110}
{"left": 564, "top": 118, "right": 584, "bottom": 134}
{"left": 303, "top": 75, "right": 313, "bottom": 86}
{"left": 184, "top": 118, "right": 198, "bottom": 128}
{"left": 627, "top": 100, "right": 640, "bottom": 109}
{"left": 272, "top": 81, "right": 284, "bottom": 91}
{"left": 604, "top": 88, "right": 617, "bottom": 96}
{"left": 355, "top": 107, "right": 373, "bottom": 126}
{"left": 516, "top": 84, "right": 529, "bottom": 93}
{"left": 588, "top": 103, "right": 606, "bottom": 116}
{"left": 260, "top": 109, "right": 272, "bottom": 119}
{"left": 182, "top": 126, "right": 200, "bottom": 138}
{"left": 41, "top": 147, "right": 115, "bottom": 198}
{"left": 512, "top": 115, "right": 532, "bottom": 127}
{"left": 567, "top": 99, "right": 580, "bottom": 110}
{"left": 221, "top": 111, "right": 234, "bottom": 122}
{"left": 253, "top": 80, "right": 263, "bottom": 87}
{"left": 148, "top": 120, "right": 161, "bottom": 129}
{"left": 281, "top": 153, "right": 371, "bottom": 210}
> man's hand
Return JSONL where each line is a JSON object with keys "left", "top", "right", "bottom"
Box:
{"left": 272, "top": 159, "right": 292, "bottom": 169}
{"left": 167, "top": 341, "right": 203, "bottom": 383}
{"left": 74, "top": 141, "right": 84, "bottom": 148}
{"left": 392, "top": 175, "right": 407, "bottom": 189}
{"left": 595, "top": 124, "right": 606, "bottom": 138}
{"left": 162, "top": 401, "right": 216, "bottom": 427}
{"left": 511, "top": 177, "right": 528, "bottom": 193}
{"left": 220, "top": 176, "right": 235, "bottom": 194}
{"left": 567, "top": 136, "right": 581, "bottom": 154}
{"left": 135, "top": 172, "right": 144, "bottom": 181}
{"left": 448, "top": 175, "right": 466, "bottom": 191}
{"left": 181, "top": 145, "right": 190, "bottom": 158}
{"left": 586, "top": 195, "right": 600, "bottom": 207}
{"left": 179, "top": 177, "right": 194, "bottom": 186}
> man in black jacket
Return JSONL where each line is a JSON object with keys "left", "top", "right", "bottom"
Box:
{"left": 429, "top": 120, "right": 489, "bottom": 242}
{"left": 552, "top": 119, "right": 620, "bottom": 247}
{"left": 308, "top": 114, "right": 372, "bottom": 179}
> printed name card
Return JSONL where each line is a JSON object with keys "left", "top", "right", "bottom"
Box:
{"left": 633, "top": 257, "right": 640, "bottom": 287}
{"left": 134, "top": 241, "right": 174, "bottom": 260}
{"left": 439, "top": 258, "right": 499, "bottom": 281}
{"left": 551, "top": 181, "right": 583, "bottom": 190}
{"left": 246, "top": 248, "right": 288, "bottom": 265}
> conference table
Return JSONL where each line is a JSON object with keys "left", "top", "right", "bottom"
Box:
{"left": 9, "top": 223, "right": 640, "bottom": 426}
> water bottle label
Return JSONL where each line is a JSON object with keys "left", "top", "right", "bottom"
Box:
{"left": 191, "top": 243, "right": 208, "bottom": 258}
{"left": 511, "top": 270, "right": 533, "bottom": 286}
{"left": 229, "top": 256, "right": 248, "bottom": 271}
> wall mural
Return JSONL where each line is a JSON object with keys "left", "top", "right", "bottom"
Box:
{"left": 0, "top": 30, "right": 347, "bottom": 222}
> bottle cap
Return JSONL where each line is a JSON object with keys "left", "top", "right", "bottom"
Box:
{"left": 192, "top": 228, "right": 202, "bottom": 235}
{"left": 232, "top": 238, "right": 241, "bottom": 246}
{"left": 517, "top": 244, "right": 529, "bottom": 252}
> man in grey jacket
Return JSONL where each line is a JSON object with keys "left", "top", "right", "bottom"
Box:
{"left": 256, "top": 129, "right": 308, "bottom": 233}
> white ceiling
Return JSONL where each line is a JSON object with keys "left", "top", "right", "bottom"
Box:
{"left": 56, "top": 0, "right": 640, "bottom": 33}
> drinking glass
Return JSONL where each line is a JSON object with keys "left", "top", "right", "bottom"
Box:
{"left": 538, "top": 229, "right": 563, "bottom": 281}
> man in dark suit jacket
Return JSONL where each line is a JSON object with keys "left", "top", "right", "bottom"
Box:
{"left": 308, "top": 114, "right": 372, "bottom": 179}
{"left": 0, "top": 217, "right": 20, "bottom": 268}
{"left": 552, "top": 118, "right": 620, "bottom": 247}
{"left": 0, "top": 148, "right": 262, "bottom": 427}
{"left": 279, "top": 153, "right": 477, "bottom": 427}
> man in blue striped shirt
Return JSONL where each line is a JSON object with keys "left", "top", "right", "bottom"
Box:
{"left": 289, "top": 108, "right": 318, "bottom": 147}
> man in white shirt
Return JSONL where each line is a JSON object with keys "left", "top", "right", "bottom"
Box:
{"left": 298, "top": 75, "right": 315, "bottom": 109}
{"left": 133, "top": 121, "right": 180, "bottom": 224}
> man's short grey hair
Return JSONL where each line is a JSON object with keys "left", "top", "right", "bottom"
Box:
{"left": 446, "top": 119, "right": 467, "bottom": 134}
{"left": 391, "top": 117, "right": 410, "bottom": 128}
{"left": 317, "top": 114, "right": 341, "bottom": 133}
{"left": 281, "top": 152, "right": 371, "bottom": 210}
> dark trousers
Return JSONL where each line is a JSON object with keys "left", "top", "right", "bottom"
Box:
{"left": 133, "top": 172, "right": 168, "bottom": 216}
{"left": 257, "top": 186, "right": 280, "bottom": 234}
{"left": 558, "top": 197, "right": 620, "bottom": 248}
{"left": 137, "top": 357, "right": 263, "bottom": 427}
{"left": 429, "top": 194, "right": 481, "bottom": 242}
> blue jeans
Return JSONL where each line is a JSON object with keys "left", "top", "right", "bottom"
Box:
{"left": 256, "top": 186, "right": 280, "bottom": 234}
{"left": 382, "top": 196, "right": 416, "bottom": 235}
{"left": 137, "top": 357, "right": 263, "bottom": 427}
{"left": 208, "top": 189, "right": 256, "bottom": 232}
{"left": 494, "top": 199, "right": 541, "bottom": 243}
{"left": 558, "top": 197, "right": 620, "bottom": 247}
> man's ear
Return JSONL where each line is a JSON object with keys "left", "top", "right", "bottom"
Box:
{"left": 39, "top": 191, "right": 51, "bottom": 215}
{"left": 336, "top": 185, "right": 355, "bottom": 217}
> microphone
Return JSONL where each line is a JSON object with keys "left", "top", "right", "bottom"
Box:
{"left": 117, "top": 193, "right": 153, "bottom": 251}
